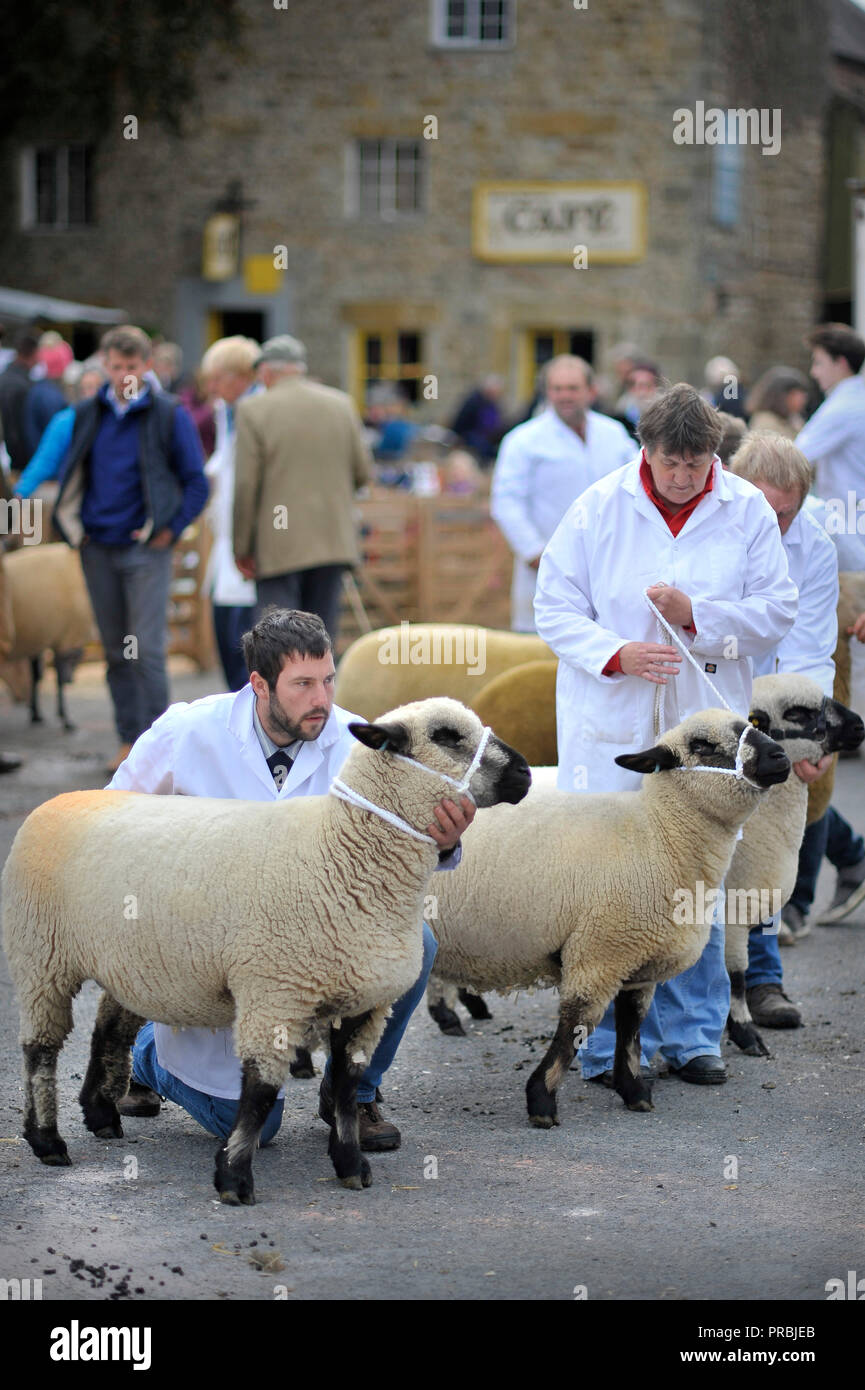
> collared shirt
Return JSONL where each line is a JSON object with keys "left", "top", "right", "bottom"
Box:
{"left": 251, "top": 699, "right": 301, "bottom": 767}
{"left": 795, "top": 374, "right": 865, "bottom": 505}
{"left": 106, "top": 382, "right": 150, "bottom": 418}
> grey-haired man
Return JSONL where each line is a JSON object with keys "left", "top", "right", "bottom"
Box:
{"left": 233, "top": 335, "right": 372, "bottom": 640}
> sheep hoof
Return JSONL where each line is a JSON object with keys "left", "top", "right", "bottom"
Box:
{"left": 529, "top": 1113, "right": 559, "bottom": 1129}
{"left": 93, "top": 1123, "right": 123, "bottom": 1139}
{"left": 40, "top": 1150, "right": 72, "bottom": 1167}
{"left": 428, "top": 1002, "right": 466, "bottom": 1036}
{"left": 625, "top": 1097, "right": 654, "bottom": 1113}
{"left": 341, "top": 1173, "right": 364, "bottom": 1190}
{"left": 727, "top": 1020, "right": 771, "bottom": 1057}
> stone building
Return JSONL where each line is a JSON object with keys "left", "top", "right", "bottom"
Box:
{"left": 0, "top": 0, "right": 846, "bottom": 415}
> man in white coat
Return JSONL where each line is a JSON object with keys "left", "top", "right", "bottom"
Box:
{"left": 200, "top": 336, "right": 261, "bottom": 691}
{"left": 109, "top": 609, "right": 474, "bottom": 1150}
{"left": 534, "top": 384, "right": 797, "bottom": 1085}
{"left": 491, "top": 355, "right": 633, "bottom": 631}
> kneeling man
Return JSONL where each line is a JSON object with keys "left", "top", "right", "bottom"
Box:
{"left": 109, "top": 608, "right": 473, "bottom": 1150}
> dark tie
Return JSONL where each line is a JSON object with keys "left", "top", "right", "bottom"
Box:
{"left": 266, "top": 748, "right": 294, "bottom": 790}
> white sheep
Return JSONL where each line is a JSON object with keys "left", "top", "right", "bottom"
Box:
{"left": 425, "top": 710, "right": 790, "bottom": 1127}
{"left": 2, "top": 697, "right": 530, "bottom": 1202}
{"left": 0, "top": 543, "right": 95, "bottom": 729}
{"left": 723, "top": 673, "right": 864, "bottom": 1056}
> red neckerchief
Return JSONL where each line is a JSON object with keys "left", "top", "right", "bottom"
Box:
{"left": 639, "top": 450, "right": 714, "bottom": 537}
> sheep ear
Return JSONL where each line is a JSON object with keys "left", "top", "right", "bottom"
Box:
{"left": 348, "top": 720, "right": 411, "bottom": 754}
{"left": 615, "top": 745, "right": 680, "bottom": 775}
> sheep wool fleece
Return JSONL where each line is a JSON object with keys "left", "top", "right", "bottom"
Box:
{"left": 105, "top": 685, "right": 444, "bottom": 1099}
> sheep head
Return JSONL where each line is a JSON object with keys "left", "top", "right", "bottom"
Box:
{"left": 749, "top": 673, "right": 864, "bottom": 763}
{"left": 615, "top": 709, "right": 790, "bottom": 803}
{"left": 348, "top": 696, "right": 531, "bottom": 809}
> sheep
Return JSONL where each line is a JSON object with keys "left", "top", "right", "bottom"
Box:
{"left": 723, "top": 673, "right": 864, "bottom": 1056}
{"left": 335, "top": 624, "right": 554, "bottom": 721}
{"left": 0, "top": 543, "right": 95, "bottom": 730}
{"left": 2, "top": 697, "right": 530, "bottom": 1203}
{"left": 469, "top": 659, "right": 558, "bottom": 765}
{"left": 424, "top": 710, "right": 790, "bottom": 1127}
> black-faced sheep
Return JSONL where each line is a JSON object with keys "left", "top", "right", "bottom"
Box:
{"left": 2, "top": 698, "right": 530, "bottom": 1202}
{"left": 425, "top": 711, "right": 790, "bottom": 1127}
{"left": 724, "top": 673, "right": 864, "bottom": 1056}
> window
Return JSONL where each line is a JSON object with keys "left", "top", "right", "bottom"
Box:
{"left": 432, "top": 0, "right": 515, "bottom": 47}
{"left": 20, "top": 145, "right": 94, "bottom": 229}
{"left": 352, "top": 140, "right": 424, "bottom": 219}
{"left": 518, "top": 328, "right": 595, "bottom": 400}
{"left": 712, "top": 118, "right": 742, "bottom": 229}
{"left": 353, "top": 328, "right": 427, "bottom": 406}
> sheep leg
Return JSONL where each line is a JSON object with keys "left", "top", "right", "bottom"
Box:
{"left": 526, "top": 997, "right": 600, "bottom": 1129}
{"left": 22, "top": 1041, "right": 71, "bottom": 1165}
{"left": 427, "top": 976, "right": 466, "bottom": 1036}
{"left": 214, "top": 1059, "right": 279, "bottom": 1206}
{"left": 327, "top": 1012, "right": 375, "bottom": 1190}
{"left": 458, "top": 988, "right": 493, "bottom": 1020}
{"left": 289, "top": 1046, "right": 316, "bottom": 1079}
{"left": 612, "top": 985, "right": 655, "bottom": 1111}
{"left": 725, "top": 921, "right": 770, "bottom": 1057}
{"left": 79, "top": 992, "right": 146, "bottom": 1139}
{"left": 54, "top": 650, "right": 80, "bottom": 731}
{"left": 726, "top": 970, "right": 771, "bottom": 1057}
{"left": 29, "top": 656, "right": 43, "bottom": 723}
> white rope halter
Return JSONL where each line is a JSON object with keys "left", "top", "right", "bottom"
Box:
{"left": 330, "top": 725, "right": 494, "bottom": 844}
{"left": 643, "top": 588, "right": 763, "bottom": 790}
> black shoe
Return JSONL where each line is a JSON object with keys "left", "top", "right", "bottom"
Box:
{"left": 672, "top": 1055, "right": 727, "bottom": 1084}
{"left": 318, "top": 1078, "right": 401, "bottom": 1152}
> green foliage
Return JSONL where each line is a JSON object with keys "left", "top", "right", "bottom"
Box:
{"left": 1, "top": 0, "right": 243, "bottom": 136}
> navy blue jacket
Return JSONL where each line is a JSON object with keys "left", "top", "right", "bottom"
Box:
{"left": 53, "top": 385, "right": 208, "bottom": 549}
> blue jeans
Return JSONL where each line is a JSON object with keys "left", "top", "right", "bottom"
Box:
{"left": 746, "top": 918, "right": 783, "bottom": 988}
{"left": 212, "top": 602, "right": 251, "bottom": 692}
{"left": 80, "top": 541, "right": 174, "bottom": 743}
{"left": 132, "top": 1022, "right": 285, "bottom": 1143}
{"left": 579, "top": 910, "right": 729, "bottom": 1075}
{"left": 132, "top": 923, "right": 438, "bottom": 1135}
{"left": 326, "top": 921, "right": 439, "bottom": 1103}
{"left": 790, "top": 808, "right": 865, "bottom": 914}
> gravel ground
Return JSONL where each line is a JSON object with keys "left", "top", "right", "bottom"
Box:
{"left": 1, "top": 662, "right": 863, "bottom": 1302}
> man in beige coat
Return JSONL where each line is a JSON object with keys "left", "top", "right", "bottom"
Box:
{"left": 233, "top": 335, "right": 372, "bottom": 638}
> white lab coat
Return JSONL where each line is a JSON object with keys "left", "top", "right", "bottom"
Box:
{"left": 108, "top": 686, "right": 363, "bottom": 1097}
{"left": 795, "top": 375, "right": 865, "bottom": 517}
{"left": 491, "top": 407, "right": 634, "bottom": 631}
{"left": 753, "top": 502, "right": 838, "bottom": 697}
{"left": 204, "top": 396, "right": 257, "bottom": 607}
{"left": 534, "top": 457, "right": 798, "bottom": 794}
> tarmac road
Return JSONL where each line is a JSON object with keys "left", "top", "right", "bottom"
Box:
{"left": 1, "top": 663, "right": 863, "bottom": 1302}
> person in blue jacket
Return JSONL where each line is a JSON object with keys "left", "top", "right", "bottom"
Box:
{"left": 53, "top": 325, "right": 209, "bottom": 773}
{"left": 15, "top": 360, "right": 106, "bottom": 499}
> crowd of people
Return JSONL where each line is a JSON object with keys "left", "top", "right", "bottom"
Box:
{"left": 1, "top": 315, "right": 864, "bottom": 1139}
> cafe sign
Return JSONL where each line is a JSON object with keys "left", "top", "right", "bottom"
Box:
{"left": 472, "top": 181, "right": 646, "bottom": 264}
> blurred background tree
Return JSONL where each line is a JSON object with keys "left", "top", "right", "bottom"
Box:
{"left": 1, "top": 0, "right": 244, "bottom": 136}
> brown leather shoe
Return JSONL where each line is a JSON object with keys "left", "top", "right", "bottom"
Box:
{"left": 318, "top": 1079, "right": 401, "bottom": 1151}
{"left": 117, "top": 1081, "right": 162, "bottom": 1118}
{"left": 746, "top": 983, "right": 802, "bottom": 1028}
{"left": 106, "top": 743, "right": 133, "bottom": 775}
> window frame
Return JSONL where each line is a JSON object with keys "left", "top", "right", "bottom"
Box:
{"left": 348, "top": 138, "right": 426, "bottom": 221}
{"left": 350, "top": 326, "right": 428, "bottom": 410}
{"left": 430, "top": 0, "right": 516, "bottom": 50}
{"left": 19, "top": 143, "right": 94, "bottom": 231}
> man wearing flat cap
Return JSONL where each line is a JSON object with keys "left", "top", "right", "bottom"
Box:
{"left": 233, "top": 335, "right": 372, "bottom": 640}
